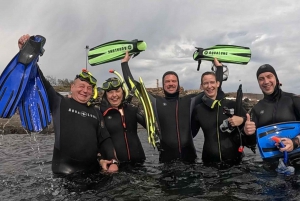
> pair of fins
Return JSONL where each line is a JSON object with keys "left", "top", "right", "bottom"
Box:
{"left": 128, "top": 77, "right": 160, "bottom": 150}
{"left": 88, "top": 39, "right": 147, "bottom": 66}
{"left": 0, "top": 35, "right": 51, "bottom": 132}
{"left": 193, "top": 45, "right": 251, "bottom": 71}
{"left": 257, "top": 121, "right": 300, "bottom": 158}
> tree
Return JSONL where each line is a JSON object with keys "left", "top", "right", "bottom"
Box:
{"left": 45, "top": 75, "right": 57, "bottom": 86}
{"left": 57, "top": 78, "right": 73, "bottom": 88}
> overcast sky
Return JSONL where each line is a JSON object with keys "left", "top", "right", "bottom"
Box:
{"left": 1, "top": 0, "right": 300, "bottom": 94}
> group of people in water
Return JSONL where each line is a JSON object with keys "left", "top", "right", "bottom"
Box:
{"left": 17, "top": 34, "right": 300, "bottom": 175}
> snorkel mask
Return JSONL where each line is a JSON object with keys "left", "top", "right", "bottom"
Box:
{"left": 211, "top": 64, "right": 229, "bottom": 81}
{"left": 101, "top": 77, "right": 122, "bottom": 91}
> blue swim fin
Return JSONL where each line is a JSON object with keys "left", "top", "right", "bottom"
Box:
{"left": 257, "top": 121, "right": 300, "bottom": 158}
{"left": 0, "top": 35, "right": 45, "bottom": 118}
{"left": 17, "top": 64, "right": 51, "bottom": 132}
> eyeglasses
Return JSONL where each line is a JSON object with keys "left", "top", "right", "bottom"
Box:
{"left": 76, "top": 69, "right": 97, "bottom": 85}
{"left": 102, "top": 78, "right": 121, "bottom": 90}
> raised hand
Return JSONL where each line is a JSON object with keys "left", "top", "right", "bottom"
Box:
{"left": 18, "top": 34, "right": 30, "bottom": 50}
{"left": 121, "top": 51, "right": 131, "bottom": 63}
{"left": 213, "top": 58, "right": 222, "bottom": 67}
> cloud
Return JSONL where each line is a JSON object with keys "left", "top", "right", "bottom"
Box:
{"left": 1, "top": 0, "right": 300, "bottom": 94}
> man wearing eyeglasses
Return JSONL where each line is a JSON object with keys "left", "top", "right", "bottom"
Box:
{"left": 18, "top": 35, "right": 118, "bottom": 174}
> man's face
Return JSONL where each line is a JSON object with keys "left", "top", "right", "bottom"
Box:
{"left": 71, "top": 79, "right": 93, "bottom": 103}
{"left": 106, "top": 87, "right": 123, "bottom": 108}
{"left": 163, "top": 74, "right": 178, "bottom": 94}
{"left": 257, "top": 72, "right": 277, "bottom": 95}
{"left": 201, "top": 74, "right": 219, "bottom": 100}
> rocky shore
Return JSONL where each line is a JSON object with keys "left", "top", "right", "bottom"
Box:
{"left": 0, "top": 115, "right": 54, "bottom": 134}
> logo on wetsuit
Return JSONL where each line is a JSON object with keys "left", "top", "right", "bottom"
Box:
{"left": 81, "top": 111, "right": 87, "bottom": 117}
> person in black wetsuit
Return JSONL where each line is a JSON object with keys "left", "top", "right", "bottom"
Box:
{"left": 99, "top": 77, "right": 146, "bottom": 164}
{"left": 120, "top": 53, "right": 225, "bottom": 163}
{"left": 191, "top": 62, "right": 256, "bottom": 169}
{"left": 244, "top": 64, "right": 300, "bottom": 168}
{"left": 18, "top": 35, "right": 119, "bottom": 175}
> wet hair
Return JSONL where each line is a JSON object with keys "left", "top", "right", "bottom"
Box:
{"left": 201, "top": 71, "right": 217, "bottom": 84}
{"left": 162, "top": 71, "right": 180, "bottom": 88}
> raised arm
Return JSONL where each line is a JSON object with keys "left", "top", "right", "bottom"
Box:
{"left": 121, "top": 51, "right": 138, "bottom": 89}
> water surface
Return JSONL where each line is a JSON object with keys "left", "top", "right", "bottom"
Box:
{"left": 1, "top": 131, "right": 300, "bottom": 201}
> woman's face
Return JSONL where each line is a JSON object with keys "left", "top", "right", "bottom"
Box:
{"left": 106, "top": 87, "right": 123, "bottom": 108}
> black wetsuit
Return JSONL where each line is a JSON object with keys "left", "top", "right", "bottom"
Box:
{"left": 192, "top": 94, "right": 256, "bottom": 168}
{"left": 100, "top": 99, "right": 146, "bottom": 163}
{"left": 39, "top": 69, "right": 115, "bottom": 174}
{"left": 251, "top": 89, "right": 300, "bottom": 167}
{"left": 251, "top": 91, "right": 300, "bottom": 127}
{"left": 121, "top": 62, "right": 202, "bottom": 162}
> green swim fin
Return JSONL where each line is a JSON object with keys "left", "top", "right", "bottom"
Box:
{"left": 139, "top": 77, "right": 161, "bottom": 150}
{"left": 88, "top": 39, "right": 147, "bottom": 66}
{"left": 193, "top": 45, "right": 251, "bottom": 71}
{"left": 127, "top": 77, "right": 151, "bottom": 145}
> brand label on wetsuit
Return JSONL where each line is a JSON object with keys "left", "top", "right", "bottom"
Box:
{"left": 68, "top": 108, "right": 97, "bottom": 119}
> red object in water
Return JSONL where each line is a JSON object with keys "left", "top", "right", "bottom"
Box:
{"left": 238, "top": 146, "right": 244, "bottom": 152}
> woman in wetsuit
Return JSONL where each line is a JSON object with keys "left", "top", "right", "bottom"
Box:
{"left": 99, "top": 77, "right": 147, "bottom": 164}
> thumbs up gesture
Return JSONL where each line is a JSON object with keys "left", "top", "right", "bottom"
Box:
{"left": 244, "top": 113, "right": 256, "bottom": 135}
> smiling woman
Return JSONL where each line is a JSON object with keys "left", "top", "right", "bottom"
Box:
{"left": 99, "top": 77, "right": 147, "bottom": 165}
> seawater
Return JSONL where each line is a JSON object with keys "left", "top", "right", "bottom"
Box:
{"left": 1, "top": 131, "right": 300, "bottom": 201}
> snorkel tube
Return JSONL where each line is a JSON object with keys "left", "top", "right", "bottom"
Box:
{"left": 271, "top": 136, "right": 288, "bottom": 164}
{"left": 271, "top": 136, "right": 295, "bottom": 175}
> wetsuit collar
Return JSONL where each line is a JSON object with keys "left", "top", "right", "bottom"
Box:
{"left": 202, "top": 90, "right": 225, "bottom": 109}
{"left": 263, "top": 84, "right": 282, "bottom": 102}
{"left": 164, "top": 91, "right": 179, "bottom": 100}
